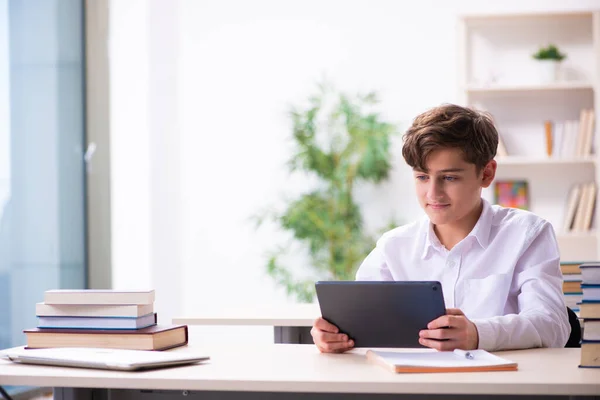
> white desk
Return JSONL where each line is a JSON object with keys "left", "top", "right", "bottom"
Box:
{"left": 0, "top": 345, "right": 599, "bottom": 400}
{"left": 173, "top": 304, "right": 320, "bottom": 344}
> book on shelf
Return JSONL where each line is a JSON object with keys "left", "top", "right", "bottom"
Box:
{"left": 544, "top": 120, "right": 553, "bottom": 157}
{"left": 35, "top": 302, "right": 154, "bottom": 318}
{"left": 44, "top": 289, "right": 155, "bottom": 305}
{"left": 366, "top": 349, "right": 517, "bottom": 373}
{"left": 23, "top": 324, "right": 188, "bottom": 351}
{"left": 547, "top": 109, "right": 595, "bottom": 159}
{"left": 576, "top": 109, "right": 595, "bottom": 157}
{"left": 563, "top": 185, "right": 582, "bottom": 232}
{"left": 37, "top": 313, "right": 157, "bottom": 330}
{"left": 565, "top": 182, "right": 596, "bottom": 233}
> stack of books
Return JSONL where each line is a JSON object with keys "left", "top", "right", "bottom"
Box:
{"left": 580, "top": 263, "right": 600, "bottom": 368}
{"left": 561, "top": 262, "right": 583, "bottom": 312}
{"left": 25, "top": 289, "right": 188, "bottom": 351}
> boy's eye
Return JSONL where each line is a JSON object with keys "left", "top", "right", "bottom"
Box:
{"left": 416, "top": 175, "right": 428, "bottom": 181}
{"left": 443, "top": 176, "right": 458, "bottom": 182}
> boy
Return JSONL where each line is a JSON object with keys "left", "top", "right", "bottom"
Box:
{"left": 311, "top": 104, "right": 570, "bottom": 353}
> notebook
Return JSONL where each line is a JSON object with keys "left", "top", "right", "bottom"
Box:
{"left": 0, "top": 347, "right": 209, "bottom": 371}
{"left": 366, "top": 349, "right": 518, "bottom": 373}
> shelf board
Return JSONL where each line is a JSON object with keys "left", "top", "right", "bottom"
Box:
{"left": 465, "top": 82, "right": 593, "bottom": 93}
{"left": 496, "top": 156, "right": 595, "bottom": 166}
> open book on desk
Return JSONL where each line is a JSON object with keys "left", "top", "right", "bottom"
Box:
{"left": 366, "top": 349, "right": 518, "bottom": 373}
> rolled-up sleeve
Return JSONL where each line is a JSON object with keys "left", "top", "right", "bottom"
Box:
{"left": 472, "top": 221, "right": 570, "bottom": 351}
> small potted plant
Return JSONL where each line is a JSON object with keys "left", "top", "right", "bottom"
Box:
{"left": 532, "top": 44, "right": 566, "bottom": 83}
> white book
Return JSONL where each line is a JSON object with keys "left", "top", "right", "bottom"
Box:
{"left": 582, "top": 285, "right": 600, "bottom": 302}
{"left": 563, "top": 274, "right": 583, "bottom": 282}
{"left": 552, "top": 121, "right": 564, "bottom": 158}
{"left": 576, "top": 109, "right": 589, "bottom": 157}
{"left": 563, "top": 120, "right": 580, "bottom": 157}
{"left": 44, "top": 290, "right": 155, "bottom": 305}
{"left": 36, "top": 302, "right": 154, "bottom": 318}
{"left": 583, "top": 320, "right": 600, "bottom": 341}
{"left": 37, "top": 313, "right": 157, "bottom": 330}
{"left": 581, "top": 109, "right": 595, "bottom": 156}
{"left": 582, "top": 182, "right": 597, "bottom": 231}
{"left": 572, "top": 183, "right": 591, "bottom": 232}
{"left": 563, "top": 293, "right": 583, "bottom": 310}
{"left": 580, "top": 264, "right": 600, "bottom": 285}
{"left": 563, "top": 184, "right": 581, "bottom": 232}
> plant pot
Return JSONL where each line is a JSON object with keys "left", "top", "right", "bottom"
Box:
{"left": 536, "top": 60, "right": 560, "bottom": 83}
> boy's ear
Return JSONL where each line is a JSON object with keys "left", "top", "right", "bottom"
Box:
{"left": 481, "top": 160, "right": 497, "bottom": 188}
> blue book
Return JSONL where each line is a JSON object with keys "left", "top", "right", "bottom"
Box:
{"left": 37, "top": 313, "right": 157, "bottom": 330}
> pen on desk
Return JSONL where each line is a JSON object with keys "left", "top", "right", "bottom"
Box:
{"left": 453, "top": 349, "right": 475, "bottom": 360}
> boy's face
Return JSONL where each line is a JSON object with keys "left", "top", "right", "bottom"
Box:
{"left": 413, "top": 148, "right": 496, "bottom": 228}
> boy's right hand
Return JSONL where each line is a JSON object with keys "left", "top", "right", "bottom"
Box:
{"left": 310, "top": 317, "right": 354, "bottom": 353}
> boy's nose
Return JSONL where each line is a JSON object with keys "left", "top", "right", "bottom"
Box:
{"left": 427, "top": 183, "right": 444, "bottom": 199}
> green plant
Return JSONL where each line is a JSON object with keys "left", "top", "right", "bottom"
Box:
{"left": 254, "top": 84, "right": 399, "bottom": 302}
{"left": 532, "top": 44, "right": 566, "bottom": 61}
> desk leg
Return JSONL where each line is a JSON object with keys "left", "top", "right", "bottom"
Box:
{"left": 273, "top": 326, "right": 313, "bottom": 344}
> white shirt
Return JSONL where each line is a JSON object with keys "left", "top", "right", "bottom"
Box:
{"left": 355, "top": 198, "right": 570, "bottom": 351}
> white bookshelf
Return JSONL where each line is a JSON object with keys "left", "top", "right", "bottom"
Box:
{"left": 458, "top": 11, "right": 600, "bottom": 262}
{"left": 465, "top": 82, "right": 593, "bottom": 93}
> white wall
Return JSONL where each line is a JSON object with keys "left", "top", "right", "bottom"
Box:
{"left": 109, "top": 0, "right": 600, "bottom": 342}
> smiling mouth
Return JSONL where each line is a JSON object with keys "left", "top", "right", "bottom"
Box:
{"left": 428, "top": 203, "right": 450, "bottom": 209}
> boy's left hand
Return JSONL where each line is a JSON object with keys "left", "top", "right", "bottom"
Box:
{"left": 418, "top": 308, "right": 479, "bottom": 350}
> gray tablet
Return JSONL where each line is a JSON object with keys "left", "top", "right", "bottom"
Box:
{"left": 315, "top": 281, "right": 446, "bottom": 348}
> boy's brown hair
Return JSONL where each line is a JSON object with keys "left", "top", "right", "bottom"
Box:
{"left": 402, "top": 104, "right": 498, "bottom": 172}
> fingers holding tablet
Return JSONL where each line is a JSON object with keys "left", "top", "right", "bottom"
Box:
{"left": 311, "top": 317, "right": 355, "bottom": 353}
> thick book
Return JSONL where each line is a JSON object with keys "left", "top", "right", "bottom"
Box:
{"left": 560, "top": 263, "right": 582, "bottom": 275}
{"left": 563, "top": 281, "right": 582, "bottom": 294}
{"left": 366, "top": 349, "right": 518, "bottom": 373}
{"left": 579, "top": 301, "right": 600, "bottom": 319}
{"left": 582, "top": 285, "right": 600, "bottom": 302}
{"left": 36, "top": 302, "right": 154, "bottom": 318}
{"left": 37, "top": 313, "right": 157, "bottom": 330}
{"left": 580, "top": 341, "right": 600, "bottom": 368}
{"left": 564, "top": 293, "right": 583, "bottom": 311}
{"left": 583, "top": 320, "right": 600, "bottom": 341}
{"left": 44, "top": 289, "right": 155, "bottom": 305}
{"left": 580, "top": 264, "right": 600, "bottom": 285}
{"left": 23, "top": 324, "right": 188, "bottom": 351}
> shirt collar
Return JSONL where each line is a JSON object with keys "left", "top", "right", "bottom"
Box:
{"left": 420, "top": 198, "right": 493, "bottom": 260}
